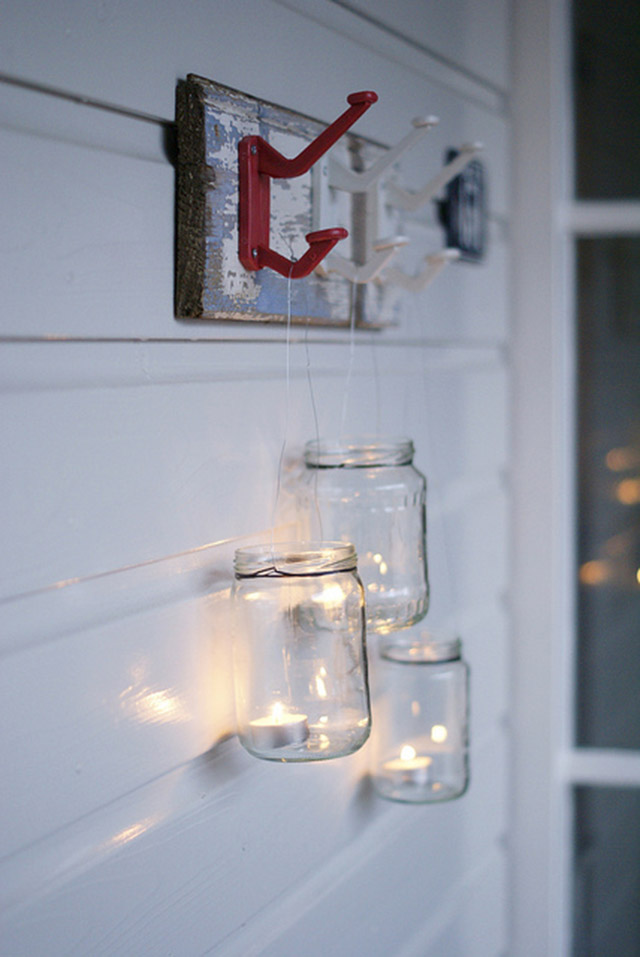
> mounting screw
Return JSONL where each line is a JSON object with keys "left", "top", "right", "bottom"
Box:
{"left": 250, "top": 145, "right": 257, "bottom": 155}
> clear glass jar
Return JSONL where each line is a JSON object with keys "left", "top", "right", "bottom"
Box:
{"left": 232, "top": 542, "right": 371, "bottom": 762}
{"left": 371, "top": 632, "right": 469, "bottom": 802}
{"left": 299, "top": 437, "right": 429, "bottom": 634}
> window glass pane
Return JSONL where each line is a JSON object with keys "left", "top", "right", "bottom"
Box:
{"left": 576, "top": 237, "right": 640, "bottom": 749}
{"left": 574, "top": 787, "right": 640, "bottom": 956}
{"left": 573, "top": 0, "right": 640, "bottom": 198}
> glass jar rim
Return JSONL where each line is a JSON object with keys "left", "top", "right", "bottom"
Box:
{"left": 380, "top": 632, "right": 461, "bottom": 663}
{"left": 304, "top": 436, "right": 414, "bottom": 468}
{"left": 234, "top": 541, "right": 357, "bottom": 577}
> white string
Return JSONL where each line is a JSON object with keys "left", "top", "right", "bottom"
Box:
{"left": 340, "top": 280, "right": 357, "bottom": 439}
{"left": 370, "top": 330, "right": 382, "bottom": 436}
{"left": 402, "top": 299, "right": 416, "bottom": 435}
{"left": 270, "top": 269, "right": 294, "bottom": 554}
{"left": 304, "top": 315, "right": 324, "bottom": 539}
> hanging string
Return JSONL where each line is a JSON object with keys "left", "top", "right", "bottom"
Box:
{"left": 370, "top": 329, "right": 382, "bottom": 436}
{"left": 401, "top": 299, "right": 411, "bottom": 436}
{"left": 339, "top": 279, "right": 357, "bottom": 439}
{"left": 270, "top": 267, "right": 294, "bottom": 554}
{"left": 304, "top": 314, "right": 324, "bottom": 539}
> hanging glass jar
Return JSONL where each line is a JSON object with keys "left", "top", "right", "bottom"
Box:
{"left": 298, "top": 437, "right": 429, "bottom": 634}
{"left": 371, "top": 631, "right": 469, "bottom": 802}
{"left": 232, "top": 542, "right": 371, "bottom": 762}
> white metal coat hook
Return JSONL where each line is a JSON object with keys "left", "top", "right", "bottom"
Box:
{"left": 315, "top": 116, "right": 438, "bottom": 284}
{"left": 383, "top": 248, "right": 460, "bottom": 292}
{"left": 318, "top": 235, "right": 409, "bottom": 284}
{"left": 328, "top": 115, "right": 439, "bottom": 194}
{"left": 386, "top": 142, "right": 483, "bottom": 212}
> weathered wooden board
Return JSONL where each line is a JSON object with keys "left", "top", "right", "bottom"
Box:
{"left": 175, "top": 75, "right": 402, "bottom": 327}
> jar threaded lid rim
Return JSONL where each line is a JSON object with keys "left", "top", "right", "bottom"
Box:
{"left": 234, "top": 542, "right": 357, "bottom": 577}
{"left": 304, "top": 436, "right": 414, "bottom": 468}
{"left": 380, "top": 632, "right": 462, "bottom": 663}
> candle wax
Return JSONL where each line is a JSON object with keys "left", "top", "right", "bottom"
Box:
{"left": 249, "top": 710, "right": 309, "bottom": 750}
{"left": 382, "top": 754, "right": 432, "bottom": 786}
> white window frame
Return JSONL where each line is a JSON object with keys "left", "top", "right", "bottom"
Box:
{"left": 512, "top": 1, "right": 640, "bottom": 953}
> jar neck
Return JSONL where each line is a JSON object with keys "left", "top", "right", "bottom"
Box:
{"left": 304, "top": 437, "right": 414, "bottom": 469}
{"left": 380, "top": 634, "right": 462, "bottom": 663}
{"left": 234, "top": 542, "right": 357, "bottom": 578}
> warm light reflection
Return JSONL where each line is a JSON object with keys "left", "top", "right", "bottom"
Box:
{"left": 311, "top": 582, "right": 347, "bottom": 616}
{"left": 109, "top": 818, "right": 154, "bottom": 849}
{"left": 606, "top": 447, "right": 640, "bottom": 472}
{"left": 143, "top": 691, "right": 185, "bottom": 721}
{"left": 579, "top": 560, "right": 611, "bottom": 586}
{"left": 616, "top": 478, "right": 640, "bottom": 505}
{"left": 120, "top": 685, "right": 190, "bottom": 725}
{"left": 370, "top": 552, "right": 388, "bottom": 575}
{"left": 637, "top": 569, "right": 640, "bottom": 585}
{"left": 431, "top": 724, "right": 448, "bottom": 743}
{"left": 411, "top": 700, "right": 421, "bottom": 717}
{"left": 313, "top": 583, "right": 346, "bottom": 606}
{"left": 400, "top": 744, "right": 417, "bottom": 762}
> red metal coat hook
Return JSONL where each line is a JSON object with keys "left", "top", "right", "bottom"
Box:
{"left": 238, "top": 91, "right": 378, "bottom": 278}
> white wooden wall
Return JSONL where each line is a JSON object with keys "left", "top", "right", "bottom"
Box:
{"left": 0, "top": 2, "right": 512, "bottom": 953}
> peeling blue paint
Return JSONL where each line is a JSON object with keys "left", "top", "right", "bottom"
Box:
{"left": 181, "top": 78, "right": 401, "bottom": 326}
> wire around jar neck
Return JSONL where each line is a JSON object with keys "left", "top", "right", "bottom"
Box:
{"left": 304, "top": 437, "right": 415, "bottom": 469}
{"left": 234, "top": 542, "right": 358, "bottom": 578}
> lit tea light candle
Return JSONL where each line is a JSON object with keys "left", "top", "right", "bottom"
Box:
{"left": 249, "top": 702, "right": 310, "bottom": 750}
{"left": 382, "top": 744, "right": 432, "bottom": 786}
{"left": 430, "top": 724, "right": 448, "bottom": 744}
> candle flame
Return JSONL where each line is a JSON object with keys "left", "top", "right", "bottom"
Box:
{"left": 272, "top": 701, "right": 285, "bottom": 724}
{"left": 400, "top": 744, "right": 417, "bottom": 761}
{"left": 315, "top": 675, "right": 328, "bottom": 698}
{"left": 431, "top": 724, "right": 448, "bottom": 743}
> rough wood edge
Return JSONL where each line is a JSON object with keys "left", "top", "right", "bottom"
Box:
{"left": 175, "top": 78, "right": 207, "bottom": 318}
{"left": 174, "top": 76, "right": 398, "bottom": 328}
